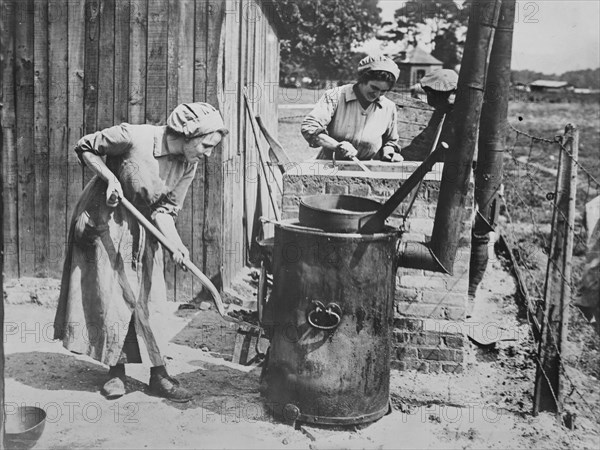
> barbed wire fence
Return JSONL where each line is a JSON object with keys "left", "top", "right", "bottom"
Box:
{"left": 499, "top": 121, "right": 600, "bottom": 427}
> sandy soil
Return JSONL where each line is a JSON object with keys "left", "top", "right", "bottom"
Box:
{"left": 3, "top": 254, "right": 600, "bottom": 449}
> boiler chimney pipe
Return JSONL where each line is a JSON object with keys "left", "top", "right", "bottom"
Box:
{"left": 427, "top": 0, "right": 503, "bottom": 275}
{"left": 469, "top": 0, "right": 516, "bottom": 294}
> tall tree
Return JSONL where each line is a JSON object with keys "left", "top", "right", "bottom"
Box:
{"left": 275, "top": 0, "right": 381, "bottom": 80}
{"left": 379, "top": 0, "right": 471, "bottom": 69}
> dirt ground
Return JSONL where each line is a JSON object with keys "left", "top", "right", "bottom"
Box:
{"left": 3, "top": 249, "right": 600, "bottom": 450}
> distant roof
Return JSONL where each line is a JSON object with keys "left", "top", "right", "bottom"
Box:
{"left": 395, "top": 47, "right": 443, "bottom": 65}
{"left": 530, "top": 80, "right": 571, "bottom": 88}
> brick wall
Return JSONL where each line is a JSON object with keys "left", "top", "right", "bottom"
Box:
{"left": 282, "top": 160, "right": 474, "bottom": 373}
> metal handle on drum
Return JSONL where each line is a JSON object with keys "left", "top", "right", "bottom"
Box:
{"left": 306, "top": 301, "right": 342, "bottom": 330}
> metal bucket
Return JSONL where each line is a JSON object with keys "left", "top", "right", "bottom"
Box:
{"left": 5, "top": 406, "right": 47, "bottom": 450}
{"left": 260, "top": 220, "right": 399, "bottom": 425}
{"left": 298, "top": 194, "right": 383, "bottom": 233}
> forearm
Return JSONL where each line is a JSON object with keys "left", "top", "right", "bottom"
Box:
{"left": 80, "top": 152, "right": 118, "bottom": 183}
{"left": 312, "top": 133, "right": 340, "bottom": 152}
{"left": 154, "top": 212, "right": 185, "bottom": 251}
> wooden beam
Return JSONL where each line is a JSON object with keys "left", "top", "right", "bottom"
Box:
{"left": 66, "top": 0, "right": 86, "bottom": 235}
{"left": 48, "top": 0, "right": 69, "bottom": 276}
{"left": 168, "top": 0, "right": 195, "bottom": 301}
{"left": 203, "top": 0, "right": 225, "bottom": 290}
{"left": 191, "top": 0, "right": 209, "bottom": 298}
{"left": 15, "top": 0, "right": 36, "bottom": 276}
{"left": 97, "top": 0, "right": 115, "bottom": 129}
{"left": 128, "top": 0, "right": 147, "bottom": 123}
{"left": 34, "top": 0, "right": 49, "bottom": 276}
{"left": 2, "top": 0, "right": 19, "bottom": 278}
{"left": 145, "top": 0, "right": 168, "bottom": 125}
{"left": 113, "top": 0, "right": 129, "bottom": 123}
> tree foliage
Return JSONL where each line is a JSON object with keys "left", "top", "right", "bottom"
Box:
{"left": 379, "top": 0, "right": 470, "bottom": 69}
{"left": 275, "top": 0, "right": 381, "bottom": 80}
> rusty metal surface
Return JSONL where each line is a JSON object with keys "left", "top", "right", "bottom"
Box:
{"left": 298, "top": 194, "right": 382, "bottom": 233}
{"left": 260, "top": 221, "right": 399, "bottom": 425}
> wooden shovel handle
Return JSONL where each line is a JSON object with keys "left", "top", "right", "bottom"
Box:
{"left": 119, "top": 197, "right": 225, "bottom": 317}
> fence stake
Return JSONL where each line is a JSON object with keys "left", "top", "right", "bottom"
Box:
{"left": 533, "top": 124, "right": 579, "bottom": 418}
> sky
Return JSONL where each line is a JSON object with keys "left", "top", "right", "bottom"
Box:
{"left": 372, "top": 0, "right": 600, "bottom": 74}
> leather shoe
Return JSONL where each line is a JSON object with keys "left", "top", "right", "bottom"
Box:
{"left": 149, "top": 375, "right": 193, "bottom": 403}
{"left": 101, "top": 376, "right": 126, "bottom": 399}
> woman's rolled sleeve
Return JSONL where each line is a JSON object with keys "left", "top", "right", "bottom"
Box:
{"left": 151, "top": 162, "right": 197, "bottom": 220}
{"left": 74, "top": 124, "right": 132, "bottom": 164}
{"left": 300, "top": 90, "right": 338, "bottom": 147}
{"left": 381, "top": 106, "right": 401, "bottom": 153}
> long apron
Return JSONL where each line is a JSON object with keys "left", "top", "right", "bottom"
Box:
{"left": 54, "top": 176, "right": 170, "bottom": 367}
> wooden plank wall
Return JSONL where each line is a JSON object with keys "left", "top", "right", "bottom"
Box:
{"left": 1, "top": 0, "right": 281, "bottom": 301}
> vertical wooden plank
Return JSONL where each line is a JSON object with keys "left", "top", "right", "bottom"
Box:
{"left": 67, "top": 0, "right": 86, "bottom": 230}
{"left": 203, "top": 0, "right": 225, "bottom": 290}
{"left": 244, "top": 3, "right": 258, "bottom": 261}
{"left": 244, "top": 4, "right": 261, "bottom": 264}
{"left": 113, "top": 0, "right": 129, "bottom": 123}
{"left": 221, "top": 0, "right": 233, "bottom": 287}
{"left": 34, "top": 0, "right": 49, "bottom": 276}
{"left": 239, "top": 5, "right": 250, "bottom": 261}
{"left": 15, "top": 0, "right": 36, "bottom": 276}
{"left": 191, "top": 0, "right": 208, "bottom": 298}
{"left": 1, "top": 0, "right": 19, "bottom": 278}
{"left": 177, "top": 0, "right": 196, "bottom": 301}
{"left": 83, "top": 0, "right": 100, "bottom": 186}
{"left": 48, "top": 0, "right": 69, "bottom": 276}
{"left": 166, "top": 0, "right": 180, "bottom": 113}
{"left": 231, "top": 2, "right": 245, "bottom": 280}
{"left": 167, "top": 0, "right": 195, "bottom": 302}
{"left": 0, "top": 94, "right": 4, "bottom": 444}
{"left": 233, "top": 11, "right": 245, "bottom": 285}
{"left": 264, "top": 8, "right": 282, "bottom": 226}
{"left": 220, "top": 1, "right": 237, "bottom": 288}
{"left": 267, "top": 23, "right": 279, "bottom": 137}
{"left": 253, "top": 3, "right": 271, "bottom": 239}
{"left": 1, "top": 7, "right": 6, "bottom": 422}
{"left": 146, "top": 0, "right": 170, "bottom": 299}
{"left": 162, "top": 0, "right": 180, "bottom": 302}
{"left": 97, "top": 0, "right": 115, "bottom": 129}
{"left": 128, "top": 0, "right": 147, "bottom": 123}
{"left": 84, "top": 0, "right": 100, "bottom": 133}
{"left": 145, "top": 0, "right": 168, "bottom": 125}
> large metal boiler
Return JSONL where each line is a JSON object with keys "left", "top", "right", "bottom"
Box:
{"left": 260, "top": 208, "right": 400, "bottom": 426}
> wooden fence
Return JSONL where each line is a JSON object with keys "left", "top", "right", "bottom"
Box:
{"left": 0, "top": 0, "right": 281, "bottom": 301}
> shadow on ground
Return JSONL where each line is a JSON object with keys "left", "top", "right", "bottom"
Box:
{"left": 5, "top": 351, "right": 147, "bottom": 395}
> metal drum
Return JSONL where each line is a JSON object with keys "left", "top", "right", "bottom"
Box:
{"left": 260, "top": 220, "right": 399, "bottom": 426}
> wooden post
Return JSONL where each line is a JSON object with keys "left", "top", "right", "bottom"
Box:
{"left": 15, "top": 0, "right": 35, "bottom": 277}
{"left": 34, "top": 0, "right": 49, "bottom": 277}
{"left": 1, "top": 0, "right": 18, "bottom": 279}
{"left": 1, "top": 19, "right": 6, "bottom": 443}
{"left": 191, "top": 0, "right": 208, "bottom": 299}
{"left": 534, "top": 124, "right": 579, "bottom": 417}
{"left": 203, "top": 0, "right": 225, "bottom": 291}
{"left": 48, "top": 0, "right": 69, "bottom": 276}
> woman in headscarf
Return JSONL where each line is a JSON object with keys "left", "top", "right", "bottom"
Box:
{"left": 54, "top": 102, "right": 228, "bottom": 403}
{"left": 301, "top": 55, "right": 403, "bottom": 162}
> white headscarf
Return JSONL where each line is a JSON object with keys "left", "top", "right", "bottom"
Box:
{"left": 167, "top": 102, "right": 228, "bottom": 138}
